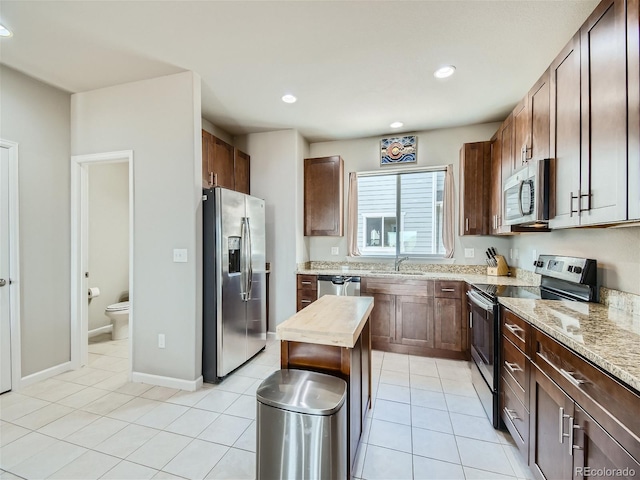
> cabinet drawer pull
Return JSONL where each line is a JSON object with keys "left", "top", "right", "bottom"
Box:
{"left": 441, "top": 288, "right": 456, "bottom": 292}
{"left": 465, "top": 218, "right": 469, "bottom": 232}
{"left": 300, "top": 281, "right": 312, "bottom": 285}
{"left": 504, "top": 323, "right": 523, "bottom": 334}
{"left": 504, "top": 408, "right": 520, "bottom": 422}
{"left": 301, "top": 299, "right": 312, "bottom": 304}
{"left": 504, "top": 361, "right": 522, "bottom": 373}
{"left": 560, "top": 368, "right": 587, "bottom": 388}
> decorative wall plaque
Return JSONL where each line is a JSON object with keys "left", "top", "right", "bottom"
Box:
{"left": 381, "top": 136, "right": 417, "bottom": 165}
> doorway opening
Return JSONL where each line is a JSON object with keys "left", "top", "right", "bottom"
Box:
{"left": 0, "top": 139, "right": 21, "bottom": 393}
{"left": 71, "top": 151, "right": 134, "bottom": 376}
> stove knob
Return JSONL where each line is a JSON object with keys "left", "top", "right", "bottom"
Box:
{"left": 573, "top": 266, "right": 583, "bottom": 274}
{"left": 534, "top": 260, "right": 544, "bottom": 268}
{"left": 568, "top": 266, "right": 574, "bottom": 273}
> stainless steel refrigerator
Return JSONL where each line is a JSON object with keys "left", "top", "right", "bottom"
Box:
{"left": 203, "top": 187, "right": 266, "bottom": 382}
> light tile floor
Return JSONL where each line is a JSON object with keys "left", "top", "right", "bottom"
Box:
{"left": 1, "top": 335, "right": 534, "bottom": 480}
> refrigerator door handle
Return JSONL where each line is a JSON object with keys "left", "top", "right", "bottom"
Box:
{"left": 240, "top": 218, "right": 248, "bottom": 302}
{"left": 246, "top": 217, "right": 253, "bottom": 300}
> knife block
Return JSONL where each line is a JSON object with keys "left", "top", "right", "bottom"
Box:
{"left": 487, "top": 255, "right": 509, "bottom": 276}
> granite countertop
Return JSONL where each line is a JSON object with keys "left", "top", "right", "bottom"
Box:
{"left": 298, "top": 268, "right": 537, "bottom": 287}
{"left": 277, "top": 295, "right": 374, "bottom": 348}
{"left": 500, "top": 297, "right": 640, "bottom": 393}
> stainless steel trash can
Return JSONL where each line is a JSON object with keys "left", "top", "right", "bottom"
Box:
{"left": 256, "top": 369, "right": 347, "bottom": 480}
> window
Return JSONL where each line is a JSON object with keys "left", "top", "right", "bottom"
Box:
{"left": 357, "top": 169, "right": 445, "bottom": 257}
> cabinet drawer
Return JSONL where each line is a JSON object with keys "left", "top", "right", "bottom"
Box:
{"left": 297, "top": 275, "right": 317, "bottom": 291}
{"left": 362, "top": 277, "right": 433, "bottom": 297}
{"left": 533, "top": 327, "right": 640, "bottom": 460}
{"left": 503, "top": 336, "right": 527, "bottom": 392}
{"left": 434, "top": 281, "right": 462, "bottom": 298}
{"left": 502, "top": 374, "right": 529, "bottom": 447}
{"left": 502, "top": 308, "right": 528, "bottom": 352}
{"left": 296, "top": 289, "right": 317, "bottom": 311}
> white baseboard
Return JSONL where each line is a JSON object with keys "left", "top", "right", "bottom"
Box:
{"left": 131, "top": 372, "right": 203, "bottom": 392}
{"left": 18, "top": 361, "right": 73, "bottom": 390}
{"left": 89, "top": 325, "right": 112, "bottom": 338}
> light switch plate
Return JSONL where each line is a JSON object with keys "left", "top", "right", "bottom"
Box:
{"left": 464, "top": 248, "right": 474, "bottom": 258}
{"left": 331, "top": 247, "right": 339, "bottom": 255}
{"left": 173, "top": 249, "right": 188, "bottom": 263}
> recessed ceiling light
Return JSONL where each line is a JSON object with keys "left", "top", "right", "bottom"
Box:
{"left": 434, "top": 65, "right": 456, "bottom": 79}
{"left": 281, "top": 94, "right": 297, "bottom": 104}
{"left": 0, "top": 24, "right": 13, "bottom": 38}
{"left": 390, "top": 121, "right": 404, "bottom": 129}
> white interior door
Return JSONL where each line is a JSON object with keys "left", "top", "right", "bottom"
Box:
{"left": 0, "top": 146, "right": 12, "bottom": 393}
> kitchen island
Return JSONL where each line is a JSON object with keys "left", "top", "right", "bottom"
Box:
{"left": 277, "top": 294, "right": 374, "bottom": 476}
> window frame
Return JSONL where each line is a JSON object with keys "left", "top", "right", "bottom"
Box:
{"left": 356, "top": 166, "right": 446, "bottom": 259}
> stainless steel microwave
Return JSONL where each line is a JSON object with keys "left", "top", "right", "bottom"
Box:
{"left": 503, "top": 158, "right": 554, "bottom": 226}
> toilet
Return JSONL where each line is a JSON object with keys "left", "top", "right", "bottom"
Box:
{"left": 105, "top": 301, "right": 130, "bottom": 340}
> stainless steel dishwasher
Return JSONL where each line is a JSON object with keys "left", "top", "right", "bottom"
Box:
{"left": 317, "top": 275, "right": 361, "bottom": 297}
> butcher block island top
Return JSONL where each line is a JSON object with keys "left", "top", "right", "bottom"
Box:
{"left": 276, "top": 295, "right": 374, "bottom": 348}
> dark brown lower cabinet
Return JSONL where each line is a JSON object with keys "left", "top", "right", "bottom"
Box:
{"left": 572, "top": 404, "right": 640, "bottom": 480}
{"left": 530, "top": 365, "right": 574, "bottom": 480}
{"left": 530, "top": 364, "right": 640, "bottom": 480}
{"left": 434, "top": 297, "right": 462, "bottom": 351}
{"left": 395, "top": 295, "right": 435, "bottom": 349}
{"left": 368, "top": 293, "right": 395, "bottom": 347}
{"left": 361, "top": 277, "right": 467, "bottom": 359}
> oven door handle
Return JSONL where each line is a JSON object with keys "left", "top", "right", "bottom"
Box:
{"left": 467, "top": 290, "right": 495, "bottom": 311}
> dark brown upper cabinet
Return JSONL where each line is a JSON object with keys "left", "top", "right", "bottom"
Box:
{"left": 459, "top": 141, "right": 491, "bottom": 236}
{"left": 304, "top": 156, "right": 344, "bottom": 236}
{"left": 201, "top": 130, "right": 250, "bottom": 194}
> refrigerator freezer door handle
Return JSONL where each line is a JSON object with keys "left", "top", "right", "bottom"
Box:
{"left": 246, "top": 217, "right": 253, "bottom": 300}
{"left": 240, "top": 218, "right": 247, "bottom": 301}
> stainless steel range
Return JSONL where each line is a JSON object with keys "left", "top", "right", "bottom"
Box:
{"left": 467, "top": 255, "right": 597, "bottom": 428}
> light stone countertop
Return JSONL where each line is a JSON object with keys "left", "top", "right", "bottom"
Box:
{"left": 276, "top": 295, "right": 374, "bottom": 348}
{"left": 299, "top": 268, "right": 537, "bottom": 286}
{"left": 499, "top": 298, "right": 640, "bottom": 393}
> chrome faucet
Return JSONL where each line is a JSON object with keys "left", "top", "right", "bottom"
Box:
{"left": 394, "top": 256, "right": 409, "bottom": 271}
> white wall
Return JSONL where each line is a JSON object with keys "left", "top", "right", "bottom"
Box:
{"left": 0, "top": 65, "right": 72, "bottom": 377}
{"left": 201, "top": 118, "right": 233, "bottom": 145}
{"left": 71, "top": 71, "right": 203, "bottom": 384}
{"left": 88, "top": 162, "right": 129, "bottom": 331}
{"left": 511, "top": 226, "right": 640, "bottom": 295}
{"left": 309, "top": 123, "right": 511, "bottom": 265}
{"left": 235, "top": 130, "right": 307, "bottom": 330}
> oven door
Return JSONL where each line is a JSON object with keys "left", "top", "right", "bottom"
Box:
{"left": 467, "top": 288, "right": 500, "bottom": 427}
{"left": 467, "top": 289, "right": 497, "bottom": 389}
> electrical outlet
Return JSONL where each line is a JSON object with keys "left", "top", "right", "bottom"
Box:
{"left": 158, "top": 334, "right": 165, "bottom": 349}
{"left": 509, "top": 248, "right": 513, "bottom": 260}
{"left": 514, "top": 249, "right": 519, "bottom": 260}
{"left": 464, "top": 248, "right": 474, "bottom": 258}
{"left": 173, "top": 249, "right": 188, "bottom": 263}
{"left": 331, "top": 247, "right": 339, "bottom": 255}
{"left": 532, "top": 249, "right": 537, "bottom": 262}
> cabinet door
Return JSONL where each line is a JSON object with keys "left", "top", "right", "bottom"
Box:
{"left": 572, "top": 404, "right": 640, "bottom": 480}
{"left": 367, "top": 292, "right": 395, "bottom": 347}
{"left": 549, "top": 34, "right": 582, "bottom": 229}
{"left": 530, "top": 365, "right": 573, "bottom": 480}
{"left": 580, "top": 0, "right": 627, "bottom": 225}
{"left": 395, "top": 295, "right": 434, "bottom": 349}
{"left": 513, "top": 99, "right": 529, "bottom": 170}
{"left": 490, "top": 134, "right": 502, "bottom": 235}
{"left": 528, "top": 70, "right": 550, "bottom": 162}
{"left": 434, "top": 298, "right": 462, "bottom": 352}
{"left": 628, "top": 0, "right": 640, "bottom": 220}
{"left": 501, "top": 113, "right": 516, "bottom": 180}
{"left": 459, "top": 142, "right": 490, "bottom": 235}
{"left": 211, "top": 136, "right": 235, "bottom": 189}
{"left": 202, "top": 130, "right": 212, "bottom": 188}
{"left": 234, "top": 149, "right": 250, "bottom": 194}
{"left": 304, "top": 156, "right": 344, "bottom": 236}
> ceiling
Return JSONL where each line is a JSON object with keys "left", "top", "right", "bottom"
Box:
{"left": 0, "top": 0, "right": 599, "bottom": 143}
